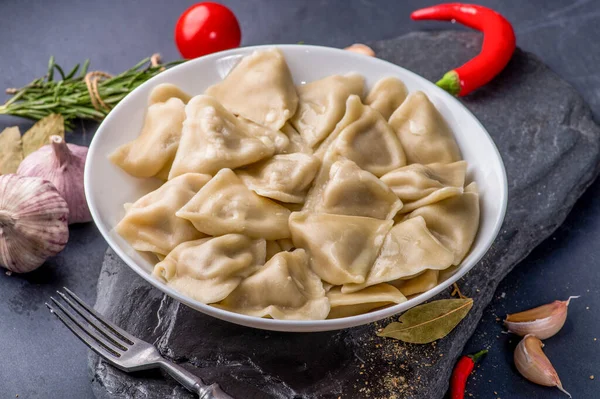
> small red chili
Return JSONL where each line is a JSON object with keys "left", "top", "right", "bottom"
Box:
{"left": 450, "top": 349, "right": 488, "bottom": 399}
{"left": 411, "top": 3, "right": 516, "bottom": 96}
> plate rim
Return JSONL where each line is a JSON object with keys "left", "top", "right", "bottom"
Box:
{"left": 84, "top": 44, "right": 508, "bottom": 332}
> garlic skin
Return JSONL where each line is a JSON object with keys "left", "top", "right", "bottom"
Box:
{"left": 0, "top": 174, "right": 69, "bottom": 273}
{"left": 344, "top": 43, "right": 376, "bottom": 57}
{"left": 17, "top": 135, "right": 90, "bottom": 224}
{"left": 504, "top": 296, "right": 579, "bottom": 339}
{"left": 514, "top": 335, "right": 571, "bottom": 397}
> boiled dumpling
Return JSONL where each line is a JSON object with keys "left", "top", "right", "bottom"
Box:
{"left": 109, "top": 97, "right": 185, "bottom": 178}
{"left": 407, "top": 182, "right": 480, "bottom": 265}
{"left": 381, "top": 161, "right": 467, "bottom": 213}
{"left": 280, "top": 123, "right": 312, "bottom": 154}
{"left": 237, "top": 116, "right": 290, "bottom": 154}
{"left": 215, "top": 249, "right": 330, "bottom": 320}
{"left": 238, "top": 153, "right": 320, "bottom": 203}
{"left": 205, "top": 49, "right": 298, "bottom": 130}
{"left": 168, "top": 95, "right": 288, "bottom": 178}
{"left": 177, "top": 168, "right": 291, "bottom": 239}
{"left": 303, "top": 159, "right": 402, "bottom": 220}
{"left": 289, "top": 212, "right": 392, "bottom": 285}
{"left": 364, "top": 77, "right": 408, "bottom": 120}
{"left": 290, "top": 73, "right": 364, "bottom": 148}
{"left": 148, "top": 83, "right": 192, "bottom": 105}
{"left": 153, "top": 234, "right": 266, "bottom": 303}
{"left": 327, "top": 284, "right": 406, "bottom": 319}
{"left": 391, "top": 269, "right": 439, "bottom": 297}
{"left": 266, "top": 240, "right": 283, "bottom": 260}
{"left": 388, "top": 91, "right": 461, "bottom": 164}
{"left": 115, "top": 173, "right": 211, "bottom": 256}
{"left": 343, "top": 216, "right": 454, "bottom": 293}
{"left": 277, "top": 238, "right": 295, "bottom": 251}
{"left": 314, "top": 95, "right": 406, "bottom": 177}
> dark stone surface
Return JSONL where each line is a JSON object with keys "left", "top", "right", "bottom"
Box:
{"left": 2, "top": 1, "right": 600, "bottom": 398}
{"left": 88, "top": 31, "right": 600, "bottom": 399}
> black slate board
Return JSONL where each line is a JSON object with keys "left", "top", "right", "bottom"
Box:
{"left": 89, "top": 31, "right": 600, "bottom": 399}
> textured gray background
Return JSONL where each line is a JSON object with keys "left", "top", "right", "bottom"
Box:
{"left": 0, "top": 0, "right": 599, "bottom": 398}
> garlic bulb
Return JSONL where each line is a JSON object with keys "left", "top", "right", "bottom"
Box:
{"left": 504, "top": 296, "right": 579, "bottom": 339}
{"left": 0, "top": 174, "right": 69, "bottom": 273}
{"left": 344, "top": 43, "right": 376, "bottom": 57}
{"left": 18, "top": 135, "right": 90, "bottom": 224}
{"left": 514, "top": 335, "right": 571, "bottom": 397}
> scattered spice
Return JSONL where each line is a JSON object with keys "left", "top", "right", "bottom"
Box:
{"left": 591, "top": 375, "right": 595, "bottom": 380}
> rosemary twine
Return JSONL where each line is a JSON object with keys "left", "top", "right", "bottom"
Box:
{"left": 1, "top": 53, "right": 183, "bottom": 129}
{"left": 84, "top": 53, "right": 162, "bottom": 113}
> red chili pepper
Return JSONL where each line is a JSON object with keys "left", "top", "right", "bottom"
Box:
{"left": 411, "top": 3, "right": 516, "bottom": 96}
{"left": 450, "top": 349, "right": 488, "bottom": 399}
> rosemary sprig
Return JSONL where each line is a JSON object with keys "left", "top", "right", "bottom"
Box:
{"left": 0, "top": 56, "right": 184, "bottom": 130}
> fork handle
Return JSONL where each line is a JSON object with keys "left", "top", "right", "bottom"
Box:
{"left": 158, "top": 360, "right": 233, "bottom": 399}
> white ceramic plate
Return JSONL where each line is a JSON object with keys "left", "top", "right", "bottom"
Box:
{"left": 85, "top": 45, "right": 507, "bottom": 332}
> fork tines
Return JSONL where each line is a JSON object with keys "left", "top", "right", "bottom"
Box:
{"left": 46, "top": 288, "right": 135, "bottom": 360}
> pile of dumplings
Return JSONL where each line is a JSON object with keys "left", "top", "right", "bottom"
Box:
{"left": 110, "top": 48, "right": 480, "bottom": 321}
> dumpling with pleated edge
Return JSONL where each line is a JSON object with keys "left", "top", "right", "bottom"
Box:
{"left": 148, "top": 83, "right": 192, "bottom": 105}
{"left": 115, "top": 173, "right": 211, "bottom": 256}
{"left": 214, "top": 249, "right": 330, "bottom": 320}
{"left": 290, "top": 73, "right": 364, "bottom": 148}
{"left": 177, "top": 168, "right": 291, "bottom": 240}
{"left": 279, "top": 122, "right": 312, "bottom": 154}
{"left": 109, "top": 97, "right": 185, "bottom": 178}
{"left": 381, "top": 161, "right": 467, "bottom": 213}
{"left": 303, "top": 159, "right": 402, "bottom": 220}
{"left": 327, "top": 284, "right": 406, "bottom": 319}
{"left": 168, "top": 95, "right": 287, "bottom": 178}
{"left": 407, "top": 182, "right": 480, "bottom": 265}
{"left": 391, "top": 269, "right": 439, "bottom": 297}
{"left": 205, "top": 48, "right": 298, "bottom": 130}
{"left": 342, "top": 216, "right": 454, "bottom": 293}
{"left": 364, "top": 77, "right": 408, "bottom": 120}
{"left": 153, "top": 234, "right": 266, "bottom": 304}
{"left": 237, "top": 116, "right": 290, "bottom": 154}
{"left": 237, "top": 153, "right": 321, "bottom": 203}
{"left": 289, "top": 211, "right": 392, "bottom": 285}
{"left": 388, "top": 91, "right": 461, "bottom": 164}
{"left": 314, "top": 95, "right": 406, "bottom": 177}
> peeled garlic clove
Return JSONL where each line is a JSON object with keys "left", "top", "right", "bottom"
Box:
{"left": 514, "top": 335, "right": 571, "bottom": 397}
{"left": 344, "top": 43, "right": 375, "bottom": 57}
{"left": 0, "top": 174, "right": 69, "bottom": 273}
{"left": 504, "top": 296, "right": 579, "bottom": 339}
{"left": 17, "top": 135, "right": 90, "bottom": 224}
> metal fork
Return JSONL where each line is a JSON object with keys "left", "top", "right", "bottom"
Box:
{"left": 46, "top": 288, "right": 233, "bottom": 399}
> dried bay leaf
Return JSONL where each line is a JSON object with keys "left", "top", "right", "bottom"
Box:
{"left": 0, "top": 126, "right": 23, "bottom": 174}
{"left": 22, "top": 114, "right": 64, "bottom": 156}
{"left": 377, "top": 298, "right": 473, "bottom": 344}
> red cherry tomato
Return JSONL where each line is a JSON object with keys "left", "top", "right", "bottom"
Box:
{"left": 175, "top": 2, "right": 241, "bottom": 59}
